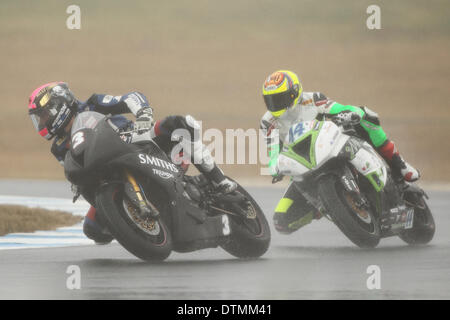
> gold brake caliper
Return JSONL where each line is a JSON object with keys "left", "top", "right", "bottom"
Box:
{"left": 345, "top": 193, "right": 370, "bottom": 221}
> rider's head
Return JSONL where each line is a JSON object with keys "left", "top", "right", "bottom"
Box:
{"left": 28, "top": 82, "right": 78, "bottom": 140}
{"left": 262, "top": 70, "right": 303, "bottom": 118}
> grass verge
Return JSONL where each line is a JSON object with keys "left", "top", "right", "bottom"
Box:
{"left": 0, "top": 205, "right": 82, "bottom": 236}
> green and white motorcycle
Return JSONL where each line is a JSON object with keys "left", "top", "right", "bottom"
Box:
{"left": 274, "top": 115, "right": 435, "bottom": 248}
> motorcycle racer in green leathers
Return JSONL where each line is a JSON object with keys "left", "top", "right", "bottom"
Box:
{"left": 260, "top": 70, "right": 420, "bottom": 234}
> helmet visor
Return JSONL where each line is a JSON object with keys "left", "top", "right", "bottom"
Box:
{"left": 29, "top": 105, "right": 58, "bottom": 139}
{"left": 263, "top": 90, "right": 296, "bottom": 113}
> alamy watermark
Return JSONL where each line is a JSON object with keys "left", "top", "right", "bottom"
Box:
{"left": 366, "top": 5, "right": 381, "bottom": 30}
{"left": 66, "top": 265, "right": 81, "bottom": 290}
{"left": 165, "top": 120, "right": 278, "bottom": 176}
{"left": 65, "top": 5, "right": 381, "bottom": 31}
{"left": 366, "top": 265, "right": 381, "bottom": 290}
{"left": 66, "top": 5, "right": 81, "bottom": 30}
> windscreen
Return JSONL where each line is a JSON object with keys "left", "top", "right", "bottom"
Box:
{"left": 71, "top": 111, "right": 105, "bottom": 137}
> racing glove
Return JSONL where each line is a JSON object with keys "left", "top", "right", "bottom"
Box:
{"left": 334, "top": 111, "right": 361, "bottom": 124}
{"left": 134, "top": 107, "right": 154, "bottom": 134}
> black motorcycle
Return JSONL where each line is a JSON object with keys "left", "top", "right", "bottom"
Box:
{"left": 64, "top": 111, "right": 270, "bottom": 261}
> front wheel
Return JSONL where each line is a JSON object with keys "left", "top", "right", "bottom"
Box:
{"left": 96, "top": 183, "right": 172, "bottom": 261}
{"left": 318, "top": 175, "right": 380, "bottom": 248}
{"left": 220, "top": 182, "right": 271, "bottom": 258}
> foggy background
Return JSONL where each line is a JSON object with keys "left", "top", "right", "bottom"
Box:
{"left": 1, "top": 0, "right": 449, "bottom": 182}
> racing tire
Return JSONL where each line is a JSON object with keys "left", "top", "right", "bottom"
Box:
{"left": 96, "top": 183, "right": 172, "bottom": 261}
{"left": 398, "top": 195, "right": 435, "bottom": 245}
{"left": 220, "top": 182, "right": 271, "bottom": 259}
{"left": 318, "top": 175, "right": 380, "bottom": 248}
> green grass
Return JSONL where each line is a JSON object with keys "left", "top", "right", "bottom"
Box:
{"left": 0, "top": 205, "right": 82, "bottom": 236}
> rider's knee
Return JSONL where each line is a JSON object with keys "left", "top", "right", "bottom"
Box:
{"left": 161, "top": 115, "right": 198, "bottom": 140}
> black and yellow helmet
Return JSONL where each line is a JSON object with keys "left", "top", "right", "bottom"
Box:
{"left": 262, "top": 70, "right": 303, "bottom": 117}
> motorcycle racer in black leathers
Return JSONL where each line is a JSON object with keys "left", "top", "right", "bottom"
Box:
{"left": 28, "top": 82, "right": 236, "bottom": 244}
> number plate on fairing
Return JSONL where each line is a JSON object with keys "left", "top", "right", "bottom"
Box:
{"left": 381, "top": 206, "right": 414, "bottom": 231}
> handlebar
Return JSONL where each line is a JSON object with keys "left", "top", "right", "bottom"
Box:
{"left": 272, "top": 175, "right": 284, "bottom": 184}
{"left": 112, "top": 124, "right": 151, "bottom": 137}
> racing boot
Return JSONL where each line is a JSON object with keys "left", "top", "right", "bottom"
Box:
{"left": 82, "top": 206, "right": 114, "bottom": 245}
{"left": 378, "top": 140, "right": 420, "bottom": 182}
{"left": 205, "top": 165, "right": 238, "bottom": 194}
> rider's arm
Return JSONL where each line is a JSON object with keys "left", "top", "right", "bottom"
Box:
{"left": 310, "top": 92, "right": 365, "bottom": 118}
{"left": 85, "top": 92, "right": 151, "bottom": 117}
{"left": 325, "top": 102, "right": 365, "bottom": 118}
{"left": 260, "top": 117, "right": 281, "bottom": 177}
{"left": 318, "top": 99, "right": 388, "bottom": 148}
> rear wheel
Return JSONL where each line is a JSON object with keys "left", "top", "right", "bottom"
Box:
{"left": 96, "top": 183, "right": 172, "bottom": 261}
{"left": 220, "top": 182, "right": 271, "bottom": 258}
{"left": 318, "top": 175, "right": 380, "bottom": 248}
{"left": 398, "top": 193, "right": 435, "bottom": 245}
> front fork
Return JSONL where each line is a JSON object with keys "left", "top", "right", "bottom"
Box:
{"left": 124, "top": 170, "right": 159, "bottom": 218}
{"left": 338, "top": 165, "right": 369, "bottom": 208}
{"left": 315, "top": 163, "right": 369, "bottom": 210}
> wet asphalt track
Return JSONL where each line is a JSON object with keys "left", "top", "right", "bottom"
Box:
{"left": 0, "top": 179, "right": 449, "bottom": 299}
